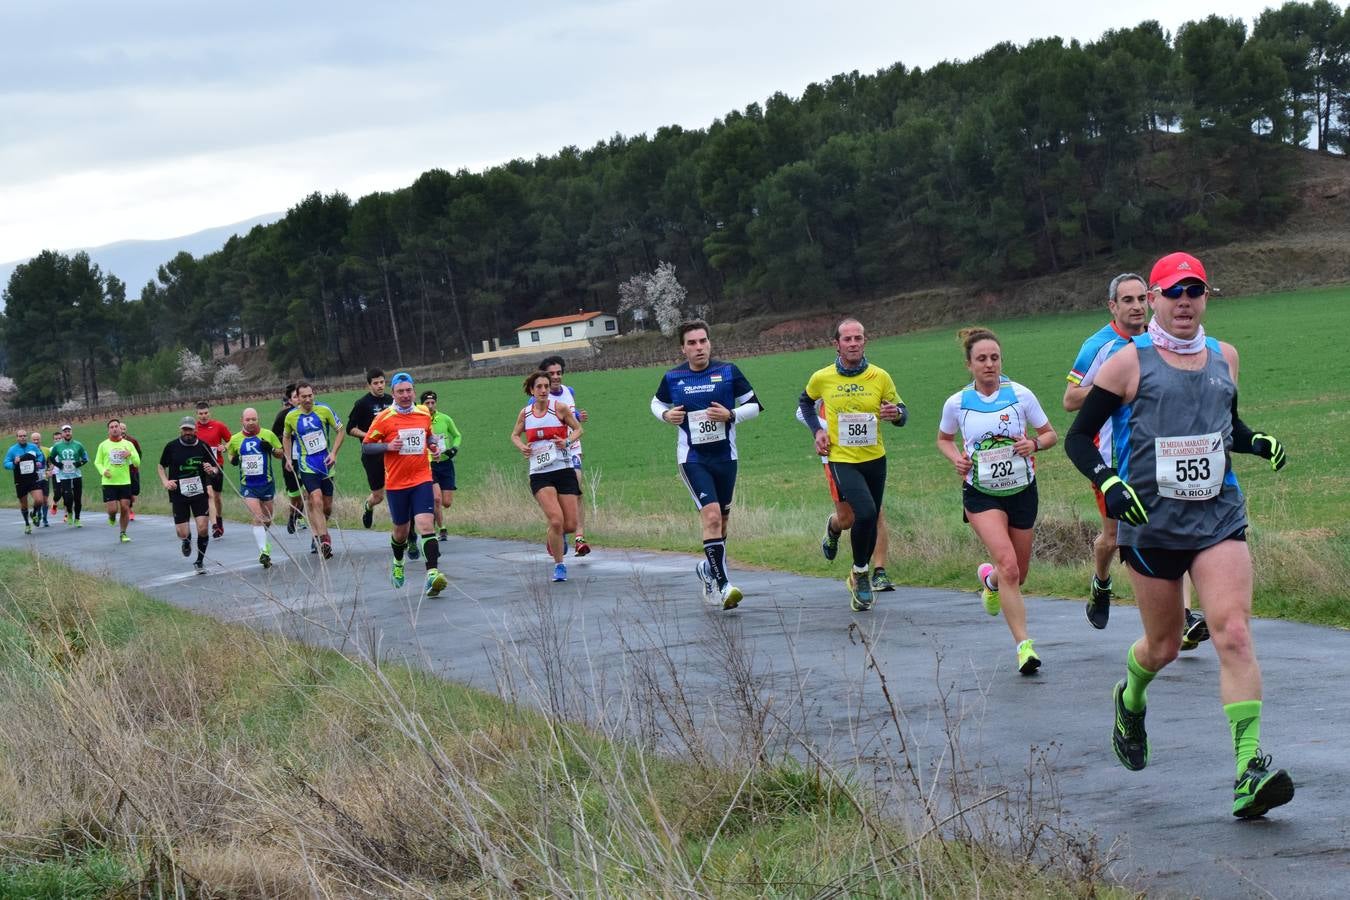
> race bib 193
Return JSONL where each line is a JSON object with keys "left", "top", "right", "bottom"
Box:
{"left": 1155, "top": 432, "right": 1224, "bottom": 501}
{"left": 837, "top": 412, "right": 877, "bottom": 447}
{"left": 397, "top": 428, "right": 426, "bottom": 456}
{"left": 686, "top": 409, "right": 726, "bottom": 445}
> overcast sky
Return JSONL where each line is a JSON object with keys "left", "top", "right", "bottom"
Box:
{"left": 0, "top": 0, "right": 1285, "bottom": 263}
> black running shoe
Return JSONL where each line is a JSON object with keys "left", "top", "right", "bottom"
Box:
{"left": 1232, "top": 752, "right": 1295, "bottom": 819}
{"left": 408, "top": 540, "right": 420, "bottom": 560}
{"left": 1112, "top": 680, "right": 1150, "bottom": 771}
{"left": 361, "top": 501, "right": 373, "bottom": 529}
{"left": 871, "top": 567, "right": 895, "bottom": 592}
{"left": 1086, "top": 579, "right": 1111, "bottom": 629}
{"left": 1181, "top": 608, "right": 1210, "bottom": 652}
{"left": 193, "top": 559, "right": 205, "bottom": 575}
{"left": 320, "top": 540, "right": 333, "bottom": 560}
{"left": 286, "top": 510, "right": 297, "bottom": 534}
{"left": 180, "top": 538, "right": 192, "bottom": 557}
{"left": 821, "top": 516, "right": 840, "bottom": 562}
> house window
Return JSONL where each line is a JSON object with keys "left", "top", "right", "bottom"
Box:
{"left": 530, "top": 331, "right": 540, "bottom": 342}
{"left": 605, "top": 319, "right": 616, "bottom": 331}
{"left": 564, "top": 326, "right": 573, "bottom": 337}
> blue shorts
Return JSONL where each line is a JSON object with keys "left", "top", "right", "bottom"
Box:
{"left": 431, "top": 459, "right": 457, "bottom": 491}
{"left": 241, "top": 483, "right": 276, "bottom": 502}
{"left": 299, "top": 471, "right": 334, "bottom": 496}
{"left": 387, "top": 481, "right": 435, "bottom": 525}
{"left": 678, "top": 459, "right": 736, "bottom": 514}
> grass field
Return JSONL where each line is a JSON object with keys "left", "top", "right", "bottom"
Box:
{"left": 10, "top": 285, "right": 1349, "bottom": 625}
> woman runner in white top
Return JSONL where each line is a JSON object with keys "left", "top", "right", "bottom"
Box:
{"left": 937, "top": 328, "right": 1057, "bottom": 675}
{"left": 511, "top": 371, "right": 585, "bottom": 583}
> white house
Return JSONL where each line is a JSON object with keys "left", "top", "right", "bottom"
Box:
{"left": 515, "top": 311, "right": 619, "bottom": 347}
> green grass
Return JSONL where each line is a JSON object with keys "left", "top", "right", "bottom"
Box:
{"left": 11, "top": 285, "right": 1349, "bottom": 624}
{"left": 0, "top": 549, "right": 1121, "bottom": 896}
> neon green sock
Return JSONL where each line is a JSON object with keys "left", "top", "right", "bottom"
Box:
{"left": 1225, "top": 700, "right": 1263, "bottom": 778}
{"left": 1122, "top": 645, "right": 1156, "bottom": 713}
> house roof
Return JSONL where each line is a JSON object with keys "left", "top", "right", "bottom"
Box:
{"left": 515, "top": 311, "right": 611, "bottom": 331}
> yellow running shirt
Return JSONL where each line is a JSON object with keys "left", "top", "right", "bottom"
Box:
{"left": 804, "top": 364, "right": 903, "bottom": 464}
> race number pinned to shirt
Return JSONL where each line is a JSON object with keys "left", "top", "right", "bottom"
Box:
{"left": 837, "top": 412, "right": 877, "bottom": 448}
{"left": 241, "top": 453, "right": 265, "bottom": 477}
{"left": 686, "top": 409, "right": 726, "bottom": 445}
{"left": 397, "top": 428, "right": 426, "bottom": 456}
{"left": 529, "top": 444, "right": 559, "bottom": 473}
{"left": 973, "top": 443, "right": 1031, "bottom": 495}
{"left": 178, "top": 475, "right": 204, "bottom": 497}
{"left": 61, "top": 460, "right": 76, "bottom": 474}
{"left": 1155, "top": 432, "right": 1224, "bottom": 501}
{"left": 301, "top": 430, "right": 327, "bottom": 455}
{"left": 18, "top": 459, "right": 34, "bottom": 476}
{"left": 110, "top": 449, "right": 129, "bottom": 466}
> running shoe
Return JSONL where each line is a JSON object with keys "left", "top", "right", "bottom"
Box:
{"left": 696, "top": 561, "right": 716, "bottom": 603}
{"left": 212, "top": 521, "right": 223, "bottom": 539}
{"left": 297, "top": 516, "right": 308, "bottom": 531}
{"left": 128, "top": 510, "right": 135, "bottom": 521}
{"left": 259, "top": 551, "right": 272, "bottom": 569}
{"left": 408, "top": 540, "right": 420, "bottom": 561}
{"left": 1017, "top": 639, "right": 1041, "bottom": 675}
{"left": 73, "top": 519, "right": 82, "bottom": 528}
{"left": 51, "top": 502, "right": 58, "bottom": 514}
{"left": 119, "top": 532, "right": 131, "bottom": 543}
{"left": 1232, "top": 752, "right": 1295, "bottom": 819}
{"left": 821, "top": 516, "right": 840, "bottom": 562}
{"left": 320, "top": 540, "right": 333, "bottom": 560}
{"left": 180, "top": 538, "right": 191, "bottom": 557}
{"left": 42, "top": 518, "right": 49, "bottom": 527}
{"left": 437, "top": 528, "right": 448, "bottom": 542}
{"left": 391, "top": 559, "right": 405, "bottom": 588}
{"left": 720, "top": 583, "right": 744, "bottom": 610}
{"left": 286, "top": 510, "right": 297, "bottom": 534}
{"left": 871, "top": 567, "right": 895, "bottom": 592}
{"left": 309, "top": 537, "right": 318, "bottom": 554}
{"left": 977, "top": 563, "right": 1000, "bottom": 616}
{"left": 1086, "top": 578, "right": 1111, "bottom": 630}
{"left": 1111, "top": 680, "right": 1150, "bottom": 771}
{"left": 574, "top": 536, "right": 591, "bottom": 557}
{"left": 425, "top": 568, "right": 448, "bottom": 598}
{"left": 362, "top": 501, "right": 374, "bottom": 529}
{"left": 193, "top": 559, "right": 205, "bottom": 574}
{"left": 847, "top": 570, "right": 873, "bottom": 612}
{"left": 108, "top": 515, "right": 115, "bottom": 526}
{"left": 23, "top": 524, "right": 31, "bottom": 535}
{"left": 552, "top": 562, "right": 568, "bottom": 582}
{"left": 1181, "top": 608, "right": 1210, "bottom": 652}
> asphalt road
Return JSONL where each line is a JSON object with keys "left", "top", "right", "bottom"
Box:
{"left": 4, "top": 513, "right": 1345, "bottom": 898}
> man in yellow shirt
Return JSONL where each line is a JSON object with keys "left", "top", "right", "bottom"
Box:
{"left": 798, "top": 318, "right": 907, "bottom": 611}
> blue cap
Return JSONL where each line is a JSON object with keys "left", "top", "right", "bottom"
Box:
{"left": 390, "top": 372, "right": 413, "bottom": 387}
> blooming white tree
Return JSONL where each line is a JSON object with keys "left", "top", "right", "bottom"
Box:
{"left": 617, "top": 261, "right": 688, "bottom": 336}
{"left": 213, "top": 363, "right": 245, "bottom": 391}
{"left": 177, "top": 349, "right": 211, "bottom": 387}
{"left": 59, "top": 398, "right": 84, "bottom": 412}
{"left": 0, "top": 375, "right": 15, "bottom": 397}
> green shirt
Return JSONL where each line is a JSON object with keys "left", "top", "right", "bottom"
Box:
{"left": 50, "top": 439, "right": 89, "bottom": 481}
{"left": 226, "top": 428, "right": 282, "bottom": 489}
{"left": 284, "top": 404, "right": 342, "bottom": 476}
{"left": 95, "top": 439, "right": 141, "bottom": 486}
{"left": 431, "top": 412, "right": 461, "bottom": 462}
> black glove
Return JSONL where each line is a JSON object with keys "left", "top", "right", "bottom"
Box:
{"left": 1251, "top": 433, "right": 1286, "bottom": 471}
{"left": 449, "top": 446, "right": 458, "bottom": 459}
{"left": 1100, "top": 475, "right": 1148, "bottom": 526}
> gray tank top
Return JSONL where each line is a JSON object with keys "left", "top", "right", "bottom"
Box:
{"left": 1116, "top": 335, "right": 1246, "bottom": 549}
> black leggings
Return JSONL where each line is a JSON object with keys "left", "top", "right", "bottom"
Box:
{"left": 828, "top": 457, "right": 887, "bottom": 567}
{"left": 56, "top": 479, "right": 83, "bottom": 519}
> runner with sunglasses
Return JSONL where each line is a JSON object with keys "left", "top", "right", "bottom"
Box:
{"left": 1065, "top": 251, "right": 1293, "bottom": 819}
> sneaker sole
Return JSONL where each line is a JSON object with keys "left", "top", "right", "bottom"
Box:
{"left": 1234, "top": 771, "right": 1295, "bottom": 819}
{"left": 1019, "top": 655, "right": 1042, "bottom": 675}
{"left": 721, "top": 587, "right": 743, "bottom": 610}
{"left": 426, "top": 576, "right": 448, "bottom": 598}
{"left": 1112, "top": 682, "right": 1151, "bottom": 771}
{"left": 1086, "top": 598, "right": 1110, "bottom": 629}
{"left": 574, "top": 544, "right": 591, "bottom": 557}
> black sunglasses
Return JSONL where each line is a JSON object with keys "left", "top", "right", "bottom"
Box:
{"left": 1158, "top": 283, "right": 1207, "bottom": 299}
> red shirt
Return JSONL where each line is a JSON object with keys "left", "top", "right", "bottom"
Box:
{"left": 194, "top": 420, "right": 232, "bottom": 465}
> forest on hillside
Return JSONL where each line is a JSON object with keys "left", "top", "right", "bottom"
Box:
{"left": 4, "top": 2, "right": 1350, "bottom": 406}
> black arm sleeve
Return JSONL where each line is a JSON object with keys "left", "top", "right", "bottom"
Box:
{"left": 1065, "top": 386, "right": 1125, "bottom": 487}
{"left": 798, "top": 390, "right": 823, "bottom": 433}
{"left": 1229, "top": 394, "right": 1256, "bottom": 454}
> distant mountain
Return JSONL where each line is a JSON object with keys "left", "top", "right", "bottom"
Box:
{"left": 0, "top": 212, "right": 283, "bottom": 298}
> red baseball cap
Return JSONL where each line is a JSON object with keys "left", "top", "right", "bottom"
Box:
{"left": 1149, "top": 252, "right": 1208, "bottom": 290}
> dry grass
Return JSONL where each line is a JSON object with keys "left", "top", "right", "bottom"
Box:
{"left": 0, "top": 550, "right": 1123, "bottom": 897}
